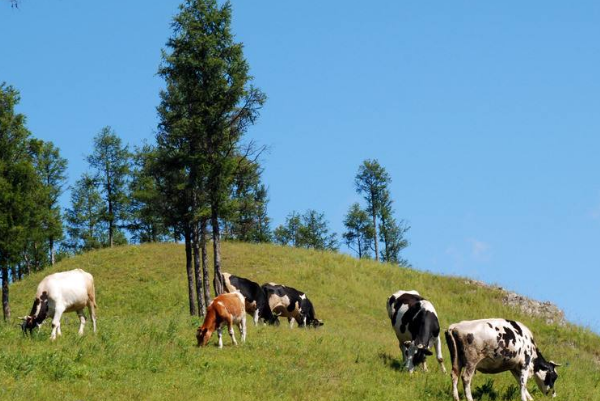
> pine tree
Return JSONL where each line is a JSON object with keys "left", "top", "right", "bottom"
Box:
{"left": 0, "top": 83, "right": 40, "bottom": 320}
{"left": 274, "top": 210, "right": 338, "bottom": 251}
{"left": 355, "top": 159, "right": 390, "bottom": 262}
{"left": 378, "top": 190, "right": 410, "bottom": 265}
{"left": 64, "top": 174, "right": 106, "bottom": 252}
{"left": 87, "top": 126, "right": 130, "bottom": 248}
{"left": 129, "top": 144, "right": 170, "bottom": 243}
{"left": 225, "top": 158, "right": 271, "bottom": 243}
{"left": 158, "top": 0, "right": 266, "bottom": 296}
{"left": 343, "top": 203, "right": 374, "bottom": 259}
{"left": 29, "top": 139, "right": 68, "bottom": 265}
{"left": 274, "top": 211, "right": 302, "bottom": 247}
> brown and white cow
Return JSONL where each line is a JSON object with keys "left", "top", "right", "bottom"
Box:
{"left": 20, "top": 269, "right": 97, "bottom": 340}
{"left": 387, "top": 290, "right": 446, "bottom": 373}
{"left": 196, "top": 292, "right": 247, "bottom": 348}
{"left": 445, "top": 319, "right": 560, "bottom": 401}
{"left": 261, "top": 283, "right": 323, "bottom": 328}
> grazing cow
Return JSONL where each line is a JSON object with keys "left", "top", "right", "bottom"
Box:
{"left": 196, "top": 292, "right": 247, "bottom": 348}
{"left": 220, "top": 272, "right": 277, "bottom": 325}
{"left": 261, "top": 283, "right": 323, "bottom": 328}
{"left": 445, "top": 319, "right": 560, "bottom": 401}
{"left": 20, "top": 269, "right": 97, "bottom": 340}
{"left": 386, "top": 290, "right": 446, "bottom": 373}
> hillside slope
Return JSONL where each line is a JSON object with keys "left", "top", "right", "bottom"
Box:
{"left": 0, "top": 243, "right": 599, "bottom": 401}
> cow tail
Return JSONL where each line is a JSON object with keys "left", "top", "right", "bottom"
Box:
{"left": 89, "top": 280, "right": 98, "bottom": 310}
{"left": 445, "top": 329, "right": 459, "bottom": 372}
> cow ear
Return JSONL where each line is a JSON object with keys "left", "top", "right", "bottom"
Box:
{"left": 423, "top": 349, "right": 433, "bottom": 356}
{"left": 548, "top": 361, "right": 561, "bottom": 368}
{"left": 403, "top": 341, "right": 412, "bottom": 348}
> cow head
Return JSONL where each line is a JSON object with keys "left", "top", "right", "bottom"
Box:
{"left": 196, "top": 327, "right": 213, "bottom": 347}
{"left": 21, "top": 293, "right": 49, "bottom": 335}
{"left": 533, "top": 353, "right": 560, "bottom": 397}
{"left": 300, "top": 297, "right": 323, "bottom": 327}
{"left": 403, "top": 341, "right": 432, "bottom": 372}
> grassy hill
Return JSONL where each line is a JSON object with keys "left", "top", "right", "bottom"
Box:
{"left": 0, "top": 242, "right": 599, "bottom": 401}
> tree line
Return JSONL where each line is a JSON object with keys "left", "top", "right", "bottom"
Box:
{"left": 0, "top": 0, "right": 410, "bottom": 322}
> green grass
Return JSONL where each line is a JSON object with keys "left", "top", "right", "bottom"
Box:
{"left": 1, "top": 242, "right": 599, "bottom": 400}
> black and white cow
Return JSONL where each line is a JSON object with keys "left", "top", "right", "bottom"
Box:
{"left": 445, "top": 319, "right": 560, "bottom": 401}
{"left": 261, "top": 283, "right": 323, "bottom": 328}
{"left": 387, "top": 290, "right": 446, "bottom": 373}
{"left": 220, "top": 272, "right": 276, "bottom": 325}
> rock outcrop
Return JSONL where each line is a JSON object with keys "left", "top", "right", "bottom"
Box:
{"left": 465, "top": 279, "right": 566, "bottom": 326}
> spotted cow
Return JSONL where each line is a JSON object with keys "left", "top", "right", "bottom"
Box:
{"left": 221, "top": 272, "right": 277, "bottom": 325}
{"left": 445, "top": 319, "right": 560, "bottom": 401}
{"left": 387, "top": 290, "right": 446, "bottom": 373}
{"left": 261, "top": 283, "right": 323, "bottom": 328}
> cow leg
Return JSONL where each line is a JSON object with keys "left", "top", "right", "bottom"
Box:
{"left": 239, "top": 315, "right": 247, "bottom": 343}
{"left": 253, "top": 309, "right": 259, "bottom": 326}
{"left": 50, "top": 306, "right": 65, "bottom": 341}
{"left": 217, "top": 327, "right": 224, "bottom": 348}
{"left": 77, "top": 309, "right": 86, "bottom": 335}
{"left": 511, "top": 370, "right": 533, "bottom": 401}
{"left": 422, "top": 360, "right": 428, "bottom": 372}
{"left": 88, "top": 300, "right": 97, "bottom": 333}
{"left": 451, "top": 364, "right": 461, "bottom": 401}
{"left": 434, "top": 336, "right": 447, "bottom": 373}
{"left": 225, "top": 315, "right": 238, "bottom": 346}
{"left": 461, "top": 364, "right": 477, "bottom": 401}
{"left": 288, "top": 317, "right": 294, "bottom": 329}
{"left": 513, "top": 368, "right": 530, "bottom": 401}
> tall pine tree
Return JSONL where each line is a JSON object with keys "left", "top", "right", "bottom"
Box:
{"left": 0, "top": 83, "right": 40, "bottom": 320}
{"left": 87, "top": 126, "right": 130, "bottom": 248}
{"left": 158, "top": 0, "right": 266, "bottom": 296}
{"left": 29, "top": 139, "right": 68, "bottom": 265}
{"left": 355, "top": 159, "right": 390, "bottom": 262}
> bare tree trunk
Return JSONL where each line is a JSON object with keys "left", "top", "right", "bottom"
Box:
{"left": 211, "top": 209, "right": 223, "bottom": 296}
{"left": 184, "top": 228, "right": 197, "bottom": 316}
{"left": 201, "top": 218, "right": 211, "bottom": 310}
{"left": 109, "top": 219, "right": 114, "bottom": 248}
{"left": 371, "top": 191, "right": 379, "bottom": 262}
{"left": 192, "top": 222, "right": 205, "bottom": 316}
{"left": 2, "top": 266, "right": 10, "bottom": 322}
{"left": 49, "top": 236, "right": 55, "bottom": 265}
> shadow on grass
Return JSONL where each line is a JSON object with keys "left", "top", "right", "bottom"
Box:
{"left": 379, "top": 352, "right": 404, "bottom": 372}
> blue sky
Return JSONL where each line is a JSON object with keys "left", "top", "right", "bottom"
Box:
{"left": 1, "top": 1, "right": 599, "bottom": 332}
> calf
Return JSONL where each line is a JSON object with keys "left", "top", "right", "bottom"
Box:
{"left": 387, "top": 290, "right": 446, "bottom": 373}
{"left": 196, "top": 292, "right": 247, "bottom": 348}
{"left": 221, "top": 272, "right": 277, "bottom": 325}
{"left": 20, "top": 269, "right": 97, "bottom": 340}
{"left": 261, "top": 283, "right": 323, "bottom": 328}
{"left": 445, "top": 319, "right": 560, "bottom": 401}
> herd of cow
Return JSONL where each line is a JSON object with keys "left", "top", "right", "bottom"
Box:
{"left": 18, "top": 268, "right": 560, "bottom": 401}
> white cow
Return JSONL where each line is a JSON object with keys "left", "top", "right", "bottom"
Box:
{"left": 21, "top": 269, "right": 97, "bottom": 340}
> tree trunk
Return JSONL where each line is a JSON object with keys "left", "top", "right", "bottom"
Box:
{"left": 211, "top": 209, "right": 223, "bottom": 296}
{"left": 109, "top": 219, "right": 114, "bottom": 248}
{"left": 192, "top": 222, "right": 205, "bottom": 316}
{"left": 201, "top": 218, "right": 211, "bottom": 310}
{"left": 358, "top": 237, "right": 362, "bottom": 259}
{"left": 184, "top": 228, "right": 197, "bottom": 316}
{"left": 2, "top": 266, "right": 10, "bottom": 322}
{"left": 49, "top": 236, "right": 55, "bottom": 265}
{"left": 371, "top": 200, "right": 379, "bottom": 262}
